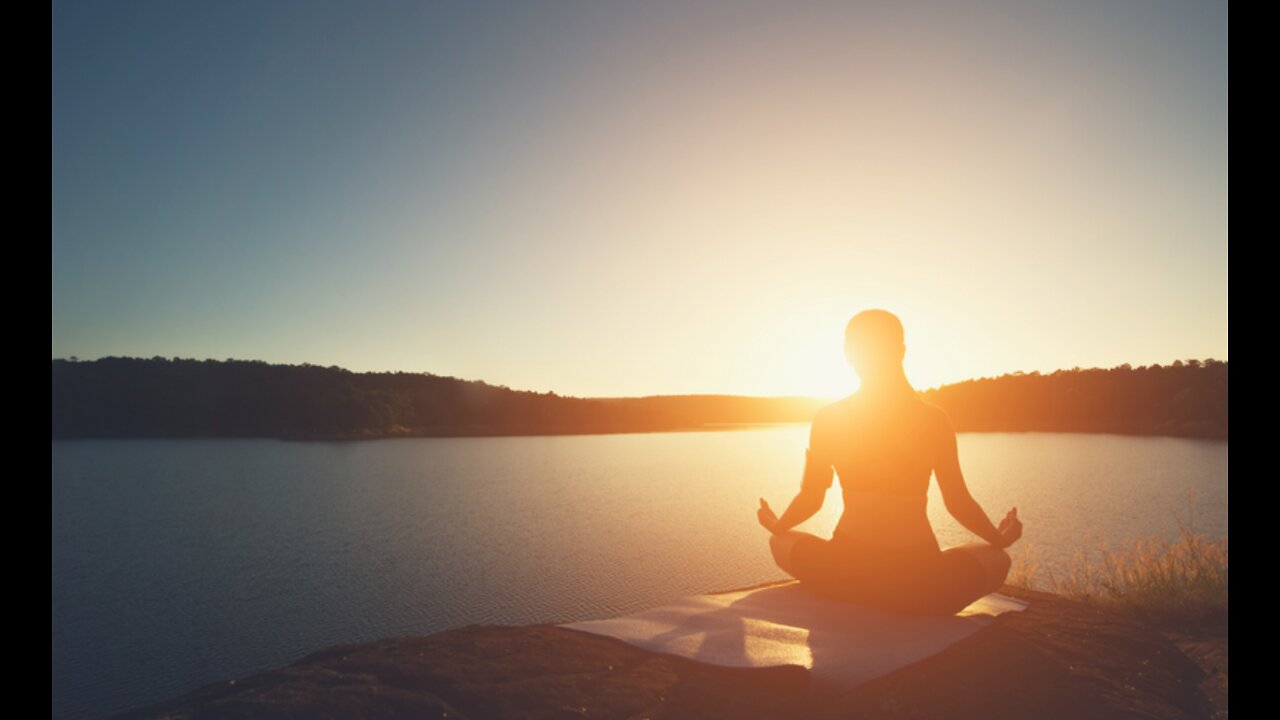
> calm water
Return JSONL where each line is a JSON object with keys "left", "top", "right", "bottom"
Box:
{"left": 52, "top": 429, "right": 1227, "bottom": 719}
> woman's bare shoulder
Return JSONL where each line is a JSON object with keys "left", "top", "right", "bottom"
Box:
{"left": 917, "top": 400, "right": 955, "bottom": 433}
{"left": 809, "top": 396, "right": 854, "bottom": 446}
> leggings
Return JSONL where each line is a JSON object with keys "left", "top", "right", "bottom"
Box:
{"left": 789, "top": 535, "right": 989, "bottom": 616}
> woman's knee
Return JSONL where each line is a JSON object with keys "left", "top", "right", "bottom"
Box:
{"left": 768, "top": 531, "right": 818, "bottom": 577}
{"left": 977, "top": 546, "right": 1011, "bottom": 591}
{"left": 945, "top": 542, "right": 1011, "bottom": 593}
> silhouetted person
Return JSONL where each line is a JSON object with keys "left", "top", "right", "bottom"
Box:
{"left": 757, "top": 309, "right": 1022, "bottom": 615}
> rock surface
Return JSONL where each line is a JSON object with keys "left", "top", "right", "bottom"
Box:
{"left": 113, "top": 586, "right": 1219, "bottom": 720}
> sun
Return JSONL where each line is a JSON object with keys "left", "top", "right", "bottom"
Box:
{"left": 770, "top": 322, "right": 860, "bottom": 400}
{"left": 804, "top": 339, "right": 859, "bottom": 400}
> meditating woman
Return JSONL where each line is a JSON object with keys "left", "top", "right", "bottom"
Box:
{"left": 757, "top": 309, "right": 1022, "bottom": 615}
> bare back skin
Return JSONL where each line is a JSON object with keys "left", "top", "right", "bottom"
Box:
{"left": 806, "top": 391, "right": 947, "bottom": 551}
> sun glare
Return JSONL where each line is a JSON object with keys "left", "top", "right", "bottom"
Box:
{"left": 778, "top": 322, "right": 859, "bottom": 401}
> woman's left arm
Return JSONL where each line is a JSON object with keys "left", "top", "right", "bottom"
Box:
{"left": 758, "top": 417, "right": 833, "bottom": 534}
{"left": 758, "top": 483, "right": 826, "bottom": 534}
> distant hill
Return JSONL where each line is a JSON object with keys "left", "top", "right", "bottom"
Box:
{"left": 50, "top": 357, "right": 826, "bottom": 440}
{"left": 920, "top": 360, "right": 1227, "bottom": 440}
{"left": 51, "top": 357, "right": 1226, "bottom": 440}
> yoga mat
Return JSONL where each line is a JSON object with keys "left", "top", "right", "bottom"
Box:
{"left": 560, "top": 581, "right": 1028, "bottom": 694}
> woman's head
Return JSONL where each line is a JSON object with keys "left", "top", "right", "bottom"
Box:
{"left": 844, "top": 309, "right": 906, "bottom": 382}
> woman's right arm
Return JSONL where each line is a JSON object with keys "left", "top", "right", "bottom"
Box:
{"left": 933, "top": 409, "right": 1021, "bottom": 549}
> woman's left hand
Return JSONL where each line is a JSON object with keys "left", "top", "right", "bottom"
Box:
{"left": 757, "top": 498, "right": 779, "bottom": 533}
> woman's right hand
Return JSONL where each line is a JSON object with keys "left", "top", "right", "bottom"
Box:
{"left": 996, "top": 507, "right": 1022, "bottom": 548}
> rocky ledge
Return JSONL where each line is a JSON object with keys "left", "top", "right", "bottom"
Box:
{"left": 113, "top": 586, "right": 1226, "bottom": 720}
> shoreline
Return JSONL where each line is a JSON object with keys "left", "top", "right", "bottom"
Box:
{"left": 53, "top": 424, "right": 1229, "bottom": 443}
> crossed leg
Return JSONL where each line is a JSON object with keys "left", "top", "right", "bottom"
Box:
{"left": 768, "top": 529, "right": 817, "bottom": 577}
{"left": 941, "top": 541, "right": 1012, "bottom": 597}
{"left": 768, "top": 531, "right": 1011, "bottom": 615}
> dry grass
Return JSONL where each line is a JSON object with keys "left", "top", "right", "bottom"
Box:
{"left": 1006, "top": 516, "right": 1227, "bottom": 628}
{"left": 1004, "top": 542, "right": 1042, "bottom": 589}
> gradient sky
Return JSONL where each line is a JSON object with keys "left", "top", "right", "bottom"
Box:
{"left": 52, "top": 0, "right": 1227, "bottom": 398}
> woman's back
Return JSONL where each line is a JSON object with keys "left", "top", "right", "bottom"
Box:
{"left": 809, "top": 390, "right": 947, "bottom": 551}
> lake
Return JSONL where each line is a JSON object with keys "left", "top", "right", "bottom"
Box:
{"left": 52, "top": 428, "right": 1227, "bottom": 719}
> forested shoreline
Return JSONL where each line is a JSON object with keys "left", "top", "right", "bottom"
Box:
{"left": 51, "top": 357, "right": 1227, "bottom": 440}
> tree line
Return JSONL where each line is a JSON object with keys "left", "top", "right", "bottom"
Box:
{"left": 51, "top": 357, "right": 1226, "bottom": 440}
{"left": 920, "top": 360, "right": 1227, "bottom": 439}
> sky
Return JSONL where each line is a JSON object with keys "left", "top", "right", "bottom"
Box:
{"left": 52, "top": 0, "right": 1228, "bottom": 399}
